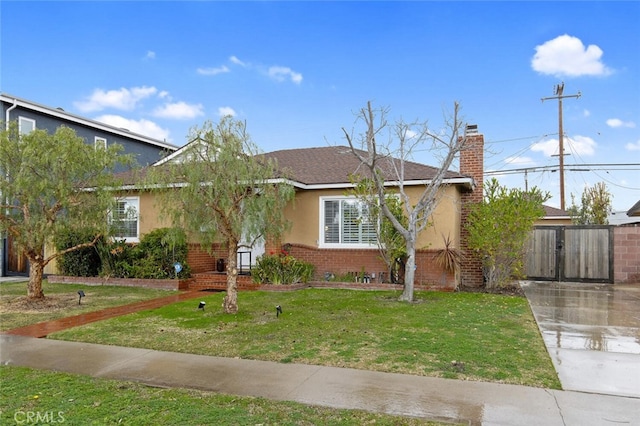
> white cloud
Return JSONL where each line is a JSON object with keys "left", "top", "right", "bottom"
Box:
{"left": 218, "top": 106, "right": 236, "bottom": 117}
{"left": 197, "top": 65, "right": 230, "bottom": 76}
{"left": 531, "top": 135, "right": 596, "bottom": 157}
{"left": 75, "top": 86, "right": 158, "bottom": 112}
{"left": 531, "top": 34, "right": 612, "bottom": 77}
{"left": 505, "top": 156, "right": 535, "bottom": 165}
{"left": 583, "top": 109, "right": 591, "bottom": 117}
{"left": 607, "top": 118, "right": 636, "bottom": 128}
{"left": 94, "top": 114, "right": 170, "bottom": 141}
{"left": 268, "top": 66, "right": 303, "bottom": 84}
{"left": 625, "top": 140, "right": 640, "bottom": 151}
{"left": 153, "top": 101, "right": 204, "bottom": 120}
{"left": 145, "top": 51, "right": 156, "bottom": 60}
{"left": 230, "top": 55, "right": 246, "bottom": 67}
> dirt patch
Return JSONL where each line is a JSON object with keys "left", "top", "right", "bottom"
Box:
{"left": 0, "top": 294, "right": 78, "bottom": 314}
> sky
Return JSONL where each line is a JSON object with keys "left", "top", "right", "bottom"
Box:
{"left": 1, "top": 1, "right": 639, "bottom": 212}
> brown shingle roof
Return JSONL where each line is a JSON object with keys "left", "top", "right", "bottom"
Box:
{"left": 543, "top": 205, "right": 570, "bottom": 217}
{"left": 261, "top": 146, "right": 466, "bottom": 186}
{"left": 115, "top": 145, "right": 470, "bottom": 188}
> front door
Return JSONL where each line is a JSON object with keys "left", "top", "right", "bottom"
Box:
{"left": 237, "top": 236, "right": 265, "bottom": 274}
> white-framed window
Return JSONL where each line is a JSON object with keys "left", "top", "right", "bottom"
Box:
{"left": 319, "top": 196, "right": 377, "bottom": 248}
{"left": 18, "top": 116, "right": 36, "bottom": 135}
{"left": 95, "top": 136, "right": 107, "bottom": 150}
{"left": 111, "top": 197, "right": 140, "bottom": 243}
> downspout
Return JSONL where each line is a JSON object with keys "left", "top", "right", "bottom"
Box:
{"left": 5, "top": 98, "right": 18, "bottom": 129}
{"left": 1, "top": 98, "right": 18, "bottom": 276}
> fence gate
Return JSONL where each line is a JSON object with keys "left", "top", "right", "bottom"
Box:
{"left": 525, "top": 226, "right": 613, "bottom": 283}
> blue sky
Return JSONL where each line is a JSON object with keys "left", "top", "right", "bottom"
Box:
{"left": 2, "top": 1, "right": 639, "bottom": 211}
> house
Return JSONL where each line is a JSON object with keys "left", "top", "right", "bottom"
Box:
{"left": 610, "top": 209, "right": 640, "bottom": 226}
{"left": 537, "top": 205, "right": 572, "bottom": 226}
{"left": 626, "top": 200, "right": 640, "bottom": 218}
{"left": 111, "top": 126, "right": 486, "bottom": 289}
{"left": 1, "top": 93, "right": 179, "bottom": 277}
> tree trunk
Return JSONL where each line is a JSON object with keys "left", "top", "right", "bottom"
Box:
{"left": 399, "top": 240, "right": 416, "bottom": 302}
{"left": 27, "top": 261, "right": 45, "bottom": 299}
{"left": 223, "top": 242, "right": 239, "bottom": 314}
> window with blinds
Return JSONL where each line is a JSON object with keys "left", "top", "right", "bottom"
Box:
{"left": 321, "top": 197, "right": 377, "bottom": 247}
{"left": 111, "top": 197, "right": 140, "bottom": 242}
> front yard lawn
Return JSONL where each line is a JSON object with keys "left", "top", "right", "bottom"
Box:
{"left": 50, "top": 288, "right": 560, "bottom": 388}
{"left": 0, "top": 280, "right": 177, "bottom": 331}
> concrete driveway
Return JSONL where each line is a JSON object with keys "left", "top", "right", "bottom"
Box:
{"left": 522, "top": 281, "right": 640, "bottom": 398}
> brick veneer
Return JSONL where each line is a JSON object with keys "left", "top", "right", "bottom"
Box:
{"left": 459, "top": 132, "right": 485, "bottom": 287}
{"left": 614, "top": 224, "right": 640, "bottom": 284}
{"left": 186, "top": 243, "right": 227, "bottom": 273}
{"left": 285, "top": 243, "right": 456, "bottom": 289}
{"left": 47, "top": 275, "right": 193, "bottom": 290}
{"left": 185, "top": 242, "right": 456, "bottom": 289}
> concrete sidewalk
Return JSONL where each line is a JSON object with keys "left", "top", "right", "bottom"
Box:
{"left": 2, "top": 334, "right": 639, "bottom": 425}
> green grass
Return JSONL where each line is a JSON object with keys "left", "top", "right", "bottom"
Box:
{"left": 0, "top": 280, "right": 177, "bottom": 331}
{"left": 50, "top": 288, "right": 560, "bottom": 389}
{"left": 0, "top": 366, "right": 448, "bottom": 425}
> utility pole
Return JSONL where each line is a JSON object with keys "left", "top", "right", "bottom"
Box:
{"left": 542, "top": 82, "right": 581, "bottom": 210}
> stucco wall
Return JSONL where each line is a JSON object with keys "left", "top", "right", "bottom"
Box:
{"left": 283, "top": 185, "right": 462, "bottom": 250}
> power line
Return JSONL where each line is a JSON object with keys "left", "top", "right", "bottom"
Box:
{"left": 485, "top": 163, "right": 640, "bottom": 175}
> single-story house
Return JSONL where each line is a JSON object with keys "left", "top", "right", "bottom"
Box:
{"left": 111, "top": 127, "right": 486, "bottom": 289}
{"left": 537, "top": 205, "right": 572, "bottom": 226}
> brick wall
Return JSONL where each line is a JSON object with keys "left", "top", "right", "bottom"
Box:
{"left": 614, "top": 224, "right": 640, "bottom": 284}
{"left": 187, "top": 242, "right": 455, "bottom": 289}
{"left": 286, "top": 243, "right": 456, "bottom": 289}
{"left": 186, "top": 243, "right": 227, "bottom": 273}
{"left": 190, "top": 272, "right": 258, "bottom": 291}
{"left": 47, "top": 275, "right": 193, "bottom": 290}
{"left": 459, "top": 130, "right": 485, "bottom": 287}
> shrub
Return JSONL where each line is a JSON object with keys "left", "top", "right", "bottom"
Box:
{"left": 132, "top": 228, "right": 191, "bottom": 279}
{"left": 96, "top": 239, "right": 138, "bottom": 278}
{"left": 54, "top": 228, "right": 103, "bottom": 277}
{"left": 252, "top": 250, "right": 314, "bottom": 285}
{"left": 96, "top": 228, "right": 191, "bottom": 279}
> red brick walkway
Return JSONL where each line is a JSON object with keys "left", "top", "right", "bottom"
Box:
{"left": 3, "top": 291, "right": 208, "bottom": 338}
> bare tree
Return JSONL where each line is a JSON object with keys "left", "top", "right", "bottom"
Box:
{"left": 343, "top": 101, "right": 469, "bottom": 301}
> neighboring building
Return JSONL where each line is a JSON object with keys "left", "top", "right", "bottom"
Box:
{"left": 1, "top": 94, "right": 176, "bottom": 169}
{"left": 610, "top": 209, "right": 640, "bottom": 226}
{"left": 626, "top": 200, "right": 640, "bottom": 218}
{"left": 112, "top": 127, "right": 486, "bottom": 289}
{"left": 537, "top": 205, "right": 572, "bottom": 226}
{"left": 1, "top": 93, "right": 179, "bottom": 277}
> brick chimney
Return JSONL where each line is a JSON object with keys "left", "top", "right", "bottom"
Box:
{"left": 459, "top": 125, "right": 484, "bottom": 287}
